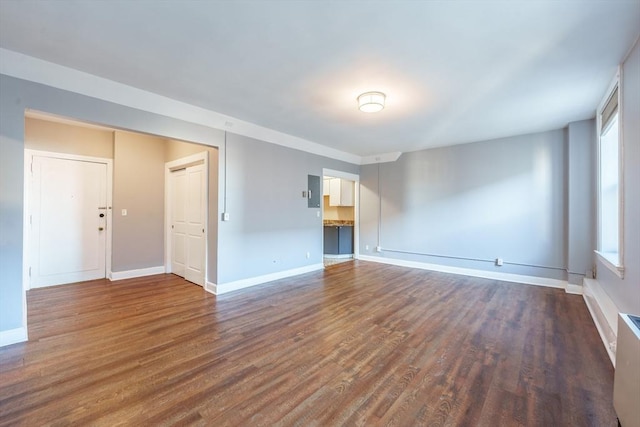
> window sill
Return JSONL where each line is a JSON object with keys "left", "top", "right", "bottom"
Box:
{"left": 595, "top": 250, "right": 625, "bottom": 279}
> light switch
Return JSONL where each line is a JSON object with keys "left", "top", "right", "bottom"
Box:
{"left": 121, "top": 209, "right": 127, "bottom": 216}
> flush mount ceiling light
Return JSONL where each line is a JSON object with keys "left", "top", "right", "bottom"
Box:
{"left": 357, "top": 91, "right": 386, "bottom": 113}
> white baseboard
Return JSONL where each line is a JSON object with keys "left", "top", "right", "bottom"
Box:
{"left": 565, "top": 283, "right": 584, "bottom": 295}
{"left": 324, "top": 254, "right": 353, "bottom": 259}
{"left": 358, "top": 255, "right": 568, "bottom": 289}
{"left": 204, "top": 281, "right": 217, "bottom": 295}
{"left": 214, "top": 263, "right": 324, "bottom": 295}
{"left": 583, "top": 278, "right": 619, "bottom": 366}
{"left": 0, "top": 327, "right": 28, "bottom": 347}
{"left": 109, "top": 266, "right": 165, "bottom": 281}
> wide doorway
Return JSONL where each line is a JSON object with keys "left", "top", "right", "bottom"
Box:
{"left": 23, "top": 112, "right": 217, "bottom": 292}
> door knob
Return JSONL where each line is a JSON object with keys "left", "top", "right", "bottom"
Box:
{"left": 98, "top": 227, "right": 104, "bottom": 231}
{"left": 99, "top": 213, "right": 105, "bottom": 218}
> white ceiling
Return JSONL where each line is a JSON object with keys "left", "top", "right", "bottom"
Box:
{"left": 1, "top": 0, "right": 639, "bottom": 157}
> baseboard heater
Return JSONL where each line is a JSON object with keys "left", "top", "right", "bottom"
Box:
{"left": 614, "top": 313, "right": 640, "bottom": 427}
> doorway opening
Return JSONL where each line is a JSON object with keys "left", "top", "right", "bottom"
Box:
{"left": 322, "top": 169, "right": 359, "bottom": 267}
{"left": 165, "top": 152, "right": 209, "bottom": 286}
{"left": 23, "top": 111, "right": 217, "bottom": 292}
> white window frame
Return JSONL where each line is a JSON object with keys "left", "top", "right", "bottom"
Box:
{"left": 595, "top": 69, "right": 625, "bottom": 279}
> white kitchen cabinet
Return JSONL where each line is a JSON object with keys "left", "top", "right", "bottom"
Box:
{"left": 329, "top": 178, "right": 354, "bottom": 206}
{"left": 323, "top": 178, "right": 331, "bottom": 196}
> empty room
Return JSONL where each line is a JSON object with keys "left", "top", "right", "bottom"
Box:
{"left": 0, "top": 1, "right": 639, "bottom": 426}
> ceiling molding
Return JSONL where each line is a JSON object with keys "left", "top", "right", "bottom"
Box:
{"left": 360, "top": 152, "right": 403, "bottom": 165}
{"left": 25, "top": 109, "right": 117, "bottom": 132}
{"left": 0, "top": 48, "right": 367, "bottom": 165}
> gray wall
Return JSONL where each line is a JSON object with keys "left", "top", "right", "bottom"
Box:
{"left": 0, "top": 79, "right": 24, "bottom": 332}
{"left": 112, "top": 131, "right": 165, "bottom": 271}
{"left": 567, "top": 120, "right": 596, "bottom": 285}
{"left": 360, "top": 127, "right": 595, "bottom": 281}
{"left": 218, "top": 133, "right": 358, "bottom": 284}
{"left": 597, "top": 39, "right": 640, "bottom": 315}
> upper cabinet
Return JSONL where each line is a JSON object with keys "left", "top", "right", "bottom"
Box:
{"left": 328, "top": 178, "right": 354, "bottom": 206}
{"left": 323, "top": 178, "right": 331, "bottom": 196}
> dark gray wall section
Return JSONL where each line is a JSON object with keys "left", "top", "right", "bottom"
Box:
{"left": 218, "top": 133, "right": 358, "bottom": 284}
{"left": 360, "top": 129, "right": 571, "bottom": 280}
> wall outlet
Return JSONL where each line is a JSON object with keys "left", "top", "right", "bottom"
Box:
{"left": 121, "top": 209, "right": 127, "bottom": 216}
{"left": 316, "top": 211, "right": 320, "bottom": 218}
{"left": 306, "top": 252, "right": 310, "bottom": 259}
{"left": 495, "top": 258, "right": 503, "bottom": 266}
{"left": 222, "top": 212, "right": 230, "bottom": 221}
{"left": 375, "top": 246, "right": 382, "bottom": 252}
{"left": 365, "top": 245, "right": 369, "bottom": 251}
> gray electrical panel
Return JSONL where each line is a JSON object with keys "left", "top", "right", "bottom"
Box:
{"left": 308, "top": 174, "right": 320, "bottom": 208}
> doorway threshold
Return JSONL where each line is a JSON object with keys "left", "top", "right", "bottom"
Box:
{"left": 323, "top": 255, "right": 353, "bottom": 267}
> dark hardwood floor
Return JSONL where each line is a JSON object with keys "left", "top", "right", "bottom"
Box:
{"left": 0, "top": 261, "right": 615, "bottom": 426}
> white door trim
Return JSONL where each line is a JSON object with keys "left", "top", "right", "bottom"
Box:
{"left": 164, "top": 151, "right": 209, "bottom": 283}
{"left": 322, "top": 168, "right": 360, "bottom": 260}
{"left": 23, "top": 149, "right": 113, "bottom": 292}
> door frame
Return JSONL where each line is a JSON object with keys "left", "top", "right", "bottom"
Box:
{"left": 322, "top": 168, "right": 360, "bottom": 260}
{"left": 23, "top": 149, "right": 113, "bottom": 292}
{"left": 164, "top": 151, "right": 209, "bottom": 283}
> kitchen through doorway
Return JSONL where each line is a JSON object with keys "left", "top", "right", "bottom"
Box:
{"left": 322, "top": 172, "right": 356, "bottom": 267}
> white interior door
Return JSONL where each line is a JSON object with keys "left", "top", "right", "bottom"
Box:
{"left": 170, "top": 169, "right": 187, "bottom": 278}
{"left": 184, "top": 165, "right": 205, "bottom": 285}
{"left": 170, "top": 164, "right": 205, "bottom": 286}
{"left": 30, "top": 155, "right": 108, "bottom": 287}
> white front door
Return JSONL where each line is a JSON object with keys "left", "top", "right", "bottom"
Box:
{"left": 30, "top": 155, "right": 108, "bottom": 287}
{"left": 170, "top": 164, "right": 205, "bottom": 286}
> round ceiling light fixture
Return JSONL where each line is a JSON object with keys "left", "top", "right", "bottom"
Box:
{"left": 357, "top": 91, "right": 386, "bottom": 113}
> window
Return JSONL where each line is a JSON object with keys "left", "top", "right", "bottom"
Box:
{"left": 596, "top": 76, "right": 624, "bottom": 278}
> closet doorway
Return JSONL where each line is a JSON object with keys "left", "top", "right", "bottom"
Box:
{"left": 165, "top": 152, "right": 208, "bottom": 286}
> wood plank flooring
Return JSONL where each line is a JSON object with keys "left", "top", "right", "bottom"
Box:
{"left": 0, "top": 261, "right": 616, "bottom": 426}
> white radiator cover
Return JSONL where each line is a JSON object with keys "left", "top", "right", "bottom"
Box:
{"left": 613, "top": 313, "right": 640, "bottom": 427}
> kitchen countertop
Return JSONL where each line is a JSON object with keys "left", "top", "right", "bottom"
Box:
{"left": 323, "top": 220, "right": 354, "bottom": 226}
